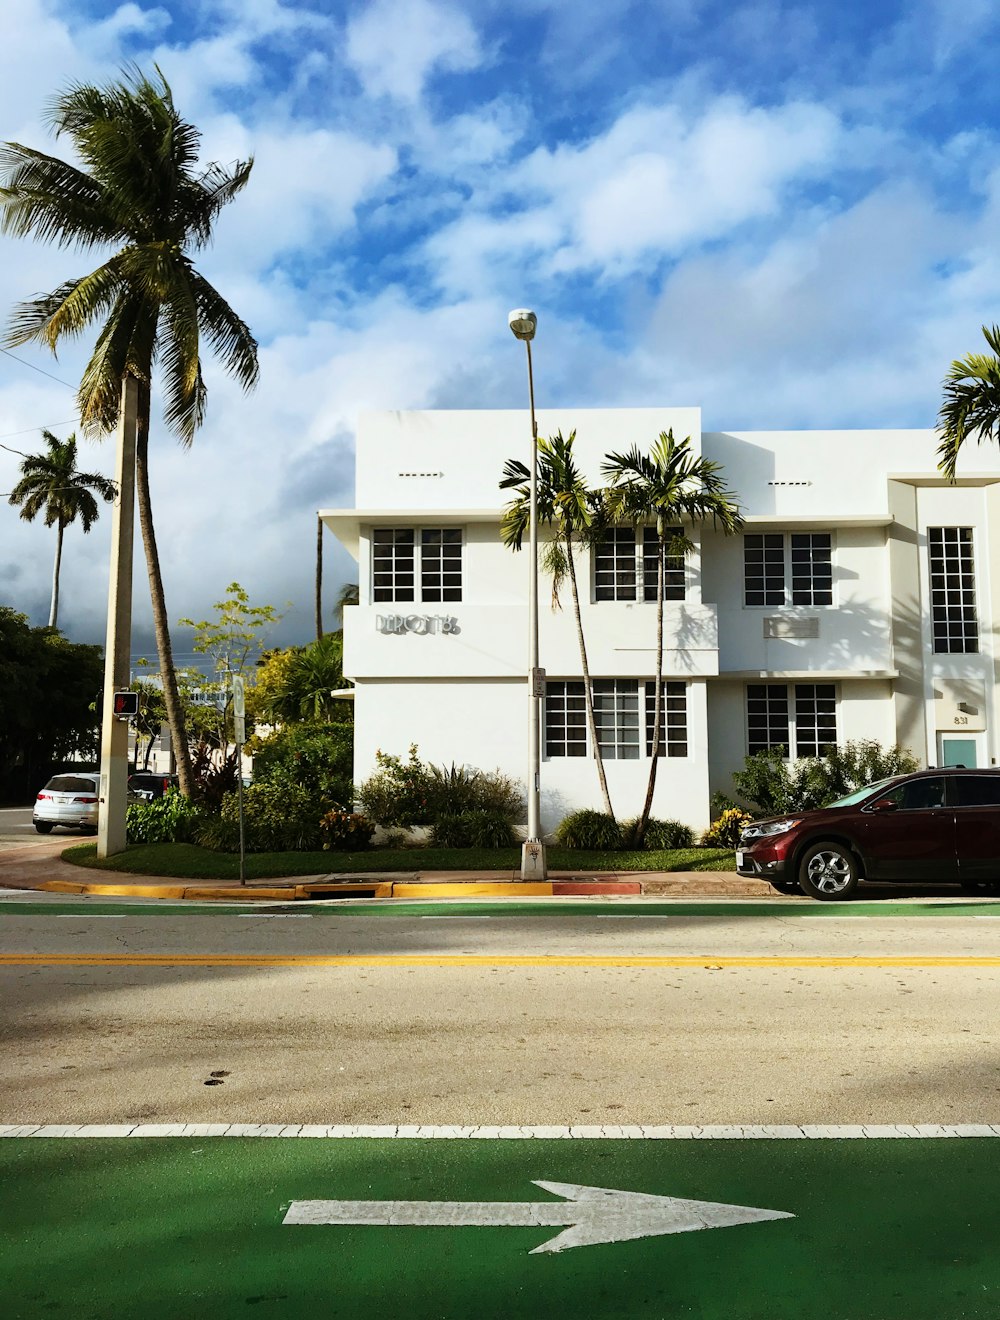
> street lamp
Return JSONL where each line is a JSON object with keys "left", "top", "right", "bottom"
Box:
{"left": 508, "top": 308, "right": 547, "bottom": 880}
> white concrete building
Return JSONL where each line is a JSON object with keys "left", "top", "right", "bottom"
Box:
{"left": 323, "top": 408, "right": 1000, "bottom": 835}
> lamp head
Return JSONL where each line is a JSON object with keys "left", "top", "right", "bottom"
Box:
{"left": 508, "top": 308, "right": 537, "bottom": 342}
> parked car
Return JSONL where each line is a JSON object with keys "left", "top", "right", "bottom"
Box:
{"left": 33, "top": 772, "right": 100, "bottom": 834}
{"left": 127, "top": 771, "right": 180, "bottom": 802}
{"left": 736, "top": 767, "right": 1000, "bottom": 901}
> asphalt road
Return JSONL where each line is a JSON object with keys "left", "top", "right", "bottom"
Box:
{"left": 3, "top": 898, "right": 1000, "bottom": 1127}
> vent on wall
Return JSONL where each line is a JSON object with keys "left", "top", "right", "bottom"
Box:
{"left": 764, "top": 616, "right": 819, "bottom": 639}
{"left": 398, "top": 471, "right": 444, "bottom": 478}
{"left": 767, "top": 481, "right": 813, "bottom": 486}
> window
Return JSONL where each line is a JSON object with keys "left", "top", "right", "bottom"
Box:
{"left": 878, "top": 777, "right": 946, "bottom": 811}
{"left": 928, "top": 527, "right": 978, "bottom": 653}
{"left": 747, "top": 683, "right": 836, "bottom": 757}
{"left": 545, "top": 681, "right": 587, "bottom": 757}
{"left": 595, "top": 528, "right": 685, "bottom": 602}
{"left": 645, "top": 681, "right": 688, "bottom": 757}
{"left": 593, "top": 680, "right": 641, "bottom": 759}
{"left": 372, "top": 528, "right": 462, "bottom": 603}
{"left": 744, "top": 533, "right": 832, "bottom": 607}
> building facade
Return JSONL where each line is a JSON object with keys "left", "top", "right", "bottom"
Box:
{"left": 323, "top": 408, "right": 1000, "bottom": 834}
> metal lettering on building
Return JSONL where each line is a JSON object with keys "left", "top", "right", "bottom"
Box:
{"left": 376, "top": 614, "right": 461, "bottom": 635}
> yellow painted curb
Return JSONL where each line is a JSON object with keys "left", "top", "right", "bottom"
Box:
{"left": 39, "top": 879, "right": 188, "bottom": 899}
{"left": 390, "top": 882, "right": 553, "bottom": 898}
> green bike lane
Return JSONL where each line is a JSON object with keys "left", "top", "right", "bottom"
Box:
{"left": 3, "top": 1133, "right": 1000, "bottom": 1318}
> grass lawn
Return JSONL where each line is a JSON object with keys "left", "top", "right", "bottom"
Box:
{"left": 61, "top": 841, "right": 737, "bottom": 881}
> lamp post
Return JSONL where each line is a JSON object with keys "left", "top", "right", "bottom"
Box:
{"left": 508, "top": 308, "right": 547, "bottom": 880}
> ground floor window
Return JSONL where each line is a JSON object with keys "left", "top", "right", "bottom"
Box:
{"left": 545, "top": 679, "right": 689, "bottom": 759}
{"left": 746, "top": 682, "right": 836, "bottom": 757}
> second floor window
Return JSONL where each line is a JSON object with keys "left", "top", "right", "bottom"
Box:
{"left": 372, "top": 528, "right": 462, "bottom": 603}
{"left": 744, "top": 533, "right": 832, "bottom": 607}
{"left": 595, "top": 527, "right": 685, "bottom": 602}
{"left": 928, "top": 526, "right": 978, "bottom": 653}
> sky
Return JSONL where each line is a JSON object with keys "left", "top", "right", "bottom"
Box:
{"left": 2, "top": 0, "right": 1000, "bottom": 668}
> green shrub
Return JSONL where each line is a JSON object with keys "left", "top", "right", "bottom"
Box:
{"left": 356, "top": 746, "right": 524, "bottom": 827}
{"left": 252, "top": 721, "right": 354, "bottom": 806}
{"left": 731, "top": 740, "right": 920, "bottom": 816}
{"left": 126, "top": 789, "right": 204, "bottom": 845}
{"left": 555, "top": 810, "right": 624, "bottom": 850}
{"left": 355, "top": 745, "right": 433, "bottom": 825}
{"left": 701, "top": 808, "right": 753, "bottom": 848}
{"left": 197, "top": 780, "right": 325, "bottom": 852}
{"left": 430, "top": 811, "right": 517, "bottom": 848}
{"left": 319, "top": 809, "right": 375, "bottom": 851}
{"left": 642, "top": 818, "right": 695, "bottom": 850}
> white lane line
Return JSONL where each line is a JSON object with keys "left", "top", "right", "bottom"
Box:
{"left": 3, "top": 1123, "right": 1000, "bottom": 1139}
{"left": 420, "top": 916, "right": 493, "bottom": 920}
{"left": 56, "top": 914, "right": 126, "bottom": 919}
{"left": 592, "top": 915, "right": 672, "bottom": 920}
{"left": 238, "top": 914, "right": 313, "bottom": 919}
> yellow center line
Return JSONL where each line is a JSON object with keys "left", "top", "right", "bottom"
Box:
{"left": 2, "top": 954, "right": 1000, "bottom": 968}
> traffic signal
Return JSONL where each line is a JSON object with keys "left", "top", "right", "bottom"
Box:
{"left": 113, "top": 690, "right": 139, "bottom": 718}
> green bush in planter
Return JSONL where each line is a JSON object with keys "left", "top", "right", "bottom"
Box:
{"left": 126, "top": 789, "right": 205, "bottom": 845}
{"left": 430, "top": 810, "right": 517, "bottom": 848}
{"left": 640, "top": 817, "right": 695, "bottom": 850}
{"left": 197, "top": 780, "right": 325, "bottom": 852}
{"left": 319, "top": 809, "right": 375, "bottom": 851}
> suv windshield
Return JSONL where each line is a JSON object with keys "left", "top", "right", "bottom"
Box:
{"left": 824, "top": 777, "right": 900, "bottom": 809}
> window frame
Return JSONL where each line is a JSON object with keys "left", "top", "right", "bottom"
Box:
{"left": 544, "top": 679, "right": 689, "bottom": 760}
{"left": 928, "top": 526, "right": 978, "bottom": 654}
{"left": 372, "top": 526, "right": 463, "bottom": 604}
{"left": 594, "top": 527, "right": 686, "bottom": 603}
{"left": 743, "top": 532, "right": 833, "bottom": 608}
{"left": 746, "top": 682, "right": 837, "bottom": 758}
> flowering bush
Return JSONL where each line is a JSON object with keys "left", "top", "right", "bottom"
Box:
{"left": 319, "top": 809, "right": 375, "bottom": 851}
{"left": 701, "top": 808, "right": 753, "bottom": 848}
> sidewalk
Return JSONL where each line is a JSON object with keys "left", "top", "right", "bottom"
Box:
{"left": 0, "top": 836, "right": 779, "bottom": 902}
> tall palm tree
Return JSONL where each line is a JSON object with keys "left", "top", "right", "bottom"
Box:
{"left": 603, "top": 430, "right": 743, "bottom": 846}
{"left": 7, "top": 429, "right": 116, "bottom": 628}
{"left": 0, "top": 66, "right": 259, "bottom": 797}
{"left": 937, "top": 324, "right": 1000, "bottom": 479}
{"left": 500, "top": 430, "right": 615, "bottom": 819}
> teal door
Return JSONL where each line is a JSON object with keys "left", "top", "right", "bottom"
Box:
{"left": 941, "top": 737, "right": 977, "bottom": 768}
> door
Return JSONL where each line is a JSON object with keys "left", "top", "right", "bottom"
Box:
{"left": 939, "top": 735, "right": 980, "bottom": 768}
{"left": 952, "top": 774, "right": 1000, "bottom": 882}
{"left": 856, "top": 775, "right": 957, "bottom": 881}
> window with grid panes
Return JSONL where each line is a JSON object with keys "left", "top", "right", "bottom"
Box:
{"left": 790, "top": 534, "right": 832, "bottom": 605}
{"left": 744, "top": 532, "right": 832, "bottom": 606}
{"left": 928, "top": 527, "right": 978, "bottom": 653}
{"left": 644, "top": 681, "right": 688, "bottom": 757}
{"left": 372, "top": 527, "right": 462, "bottom": 603}
{"left": 747, "top": 683, "right": 836, "bottom": 757}
{"left": 743, "top": 534, "right": 785, "bottom": 605}
{"left": 595, "top": 527, "right": 685, "bottom": 601}
{"left": 544, "top": 681, "right": 587, "bottom": 757}
{"left": 592, "top": 679, "right": 640, "bottom": 759}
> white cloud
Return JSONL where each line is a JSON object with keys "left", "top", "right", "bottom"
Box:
{"left": 345, "top": 0, "right": 484, "bottom": 102}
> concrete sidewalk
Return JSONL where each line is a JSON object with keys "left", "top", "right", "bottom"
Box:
{"left": 0, "top": 835, "right": 777, "bottom": 902}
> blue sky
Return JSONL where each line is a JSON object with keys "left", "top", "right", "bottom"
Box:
{"left": 2, "top": 0, "right": 1000, "bottom": 658}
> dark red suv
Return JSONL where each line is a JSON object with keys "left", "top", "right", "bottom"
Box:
{"left": 736, "top": 768, "right": 1000, "bottom": 900}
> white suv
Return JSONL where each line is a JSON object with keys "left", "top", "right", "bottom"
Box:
{"left": 33, "top": 772, "right": 100, "bottom": 834}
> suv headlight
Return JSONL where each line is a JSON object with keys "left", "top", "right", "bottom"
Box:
{"left": 740, "top": 818, "right": 802, "bottom": 842}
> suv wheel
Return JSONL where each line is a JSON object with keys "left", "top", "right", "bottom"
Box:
{"left": 798, "top": 841, "right": 859, "bottom": 901}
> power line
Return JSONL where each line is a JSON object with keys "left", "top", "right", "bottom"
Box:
{"left": 0, "top": 421, "right": 79, "bottom": 444}
{"left": 0, "top": 347, "right": 76, "bottom": 389}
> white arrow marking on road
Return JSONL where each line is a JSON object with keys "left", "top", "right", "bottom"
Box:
{"left": 282, "top": 1180, "right": 794, "bottom": 1253}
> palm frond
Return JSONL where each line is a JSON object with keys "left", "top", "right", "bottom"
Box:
{"left": 937, "top": 326, "right": 1000, "bottom": 480}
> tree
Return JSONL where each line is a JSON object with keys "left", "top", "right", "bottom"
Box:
{"left": 603, "top": 430, "right": 743, "bottom": 846}
{"left": 253, "top": 633, "right": 351, "bottom": 724}
{"left": 0, "top": 606, "right": 103, "bottom": 800}
{"left": 0, "top": 66, "right": 259, "bottom": 798}
{"left": 7, "top": 429, "right": 115, "bottom": 628}
{"left": 178, "top": 582, "right": 281, "bottom": 748}
{"left": 500, "top": 430, "right": 615, "bottom": 819}
{"left": 937, "top": 325, "right": 1000, "bottom": 479}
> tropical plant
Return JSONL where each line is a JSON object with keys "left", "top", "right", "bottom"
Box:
{"left": 701, "top": 808, "right": 753, "bottom": 848}
{"left": 639, "top": 817, "right": 695, "bottom": 850}
{"left": 430, "top": 811, "right": 517, "bottom": 848}
{"left": 0, "top": 66, "right": 259, "bottom": 798}
{"left": 319, "top": 809, "right": 375, "bottom": 851}
{"left": 500, "top": 430, "right": 614, "bottom": 817}
{"left": 602, "top": 430, "right": 743, "bottom": 845}
{"left": 6, "top": 429, "right": 115, "bottom": 627}
{"left": 731, "top": 740, "right": 920, "bottom": 817}
{"left": 199, "top": 780, "right": 325, "bottom": 852}
{"left": 251, "top": 721, "right": 353, "bottom": 806}
{"left": 355, "top": 745, "right": 433, "bottom": 825}
{"left": 126, "top": 789, "right": 204, "bottom": 844}
{"left": 554, "top": 809, "right": 624, "bottom": 850}
{"left": 937, "top": 325, "right": 1000, "bottom": 478}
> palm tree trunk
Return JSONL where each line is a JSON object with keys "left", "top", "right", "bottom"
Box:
{"left": 49, "top": 520, "right": 64, "bottom": 628}
{"left": 133, "top": 379, "right": 194, "bottom": 797}
{"left": 315, "top": 514, "right": 323, "bottom": 640}
{"left": 564, "top": 529, "right": 615, "bottom": 819}
{"left": 634, "top": 531, "right": 665, "bottom": 846}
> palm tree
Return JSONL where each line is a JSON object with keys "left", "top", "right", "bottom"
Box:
{"left": 7, "top": 429, "right": 116, "bottom": 628}
{"left": 603, "top": 430, "right": 743, "bottom": 846}
{"left": 265, "top": 634, "right": 350, "bottom": 723}
{"left": 500, "top": 430, "right": 615, "bottom": 819}
{"left": 937, "top": 325, "right": 1000, "bottom": 479}
{"left": 0, "top": 66, "right": 259, "bottom": 797}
